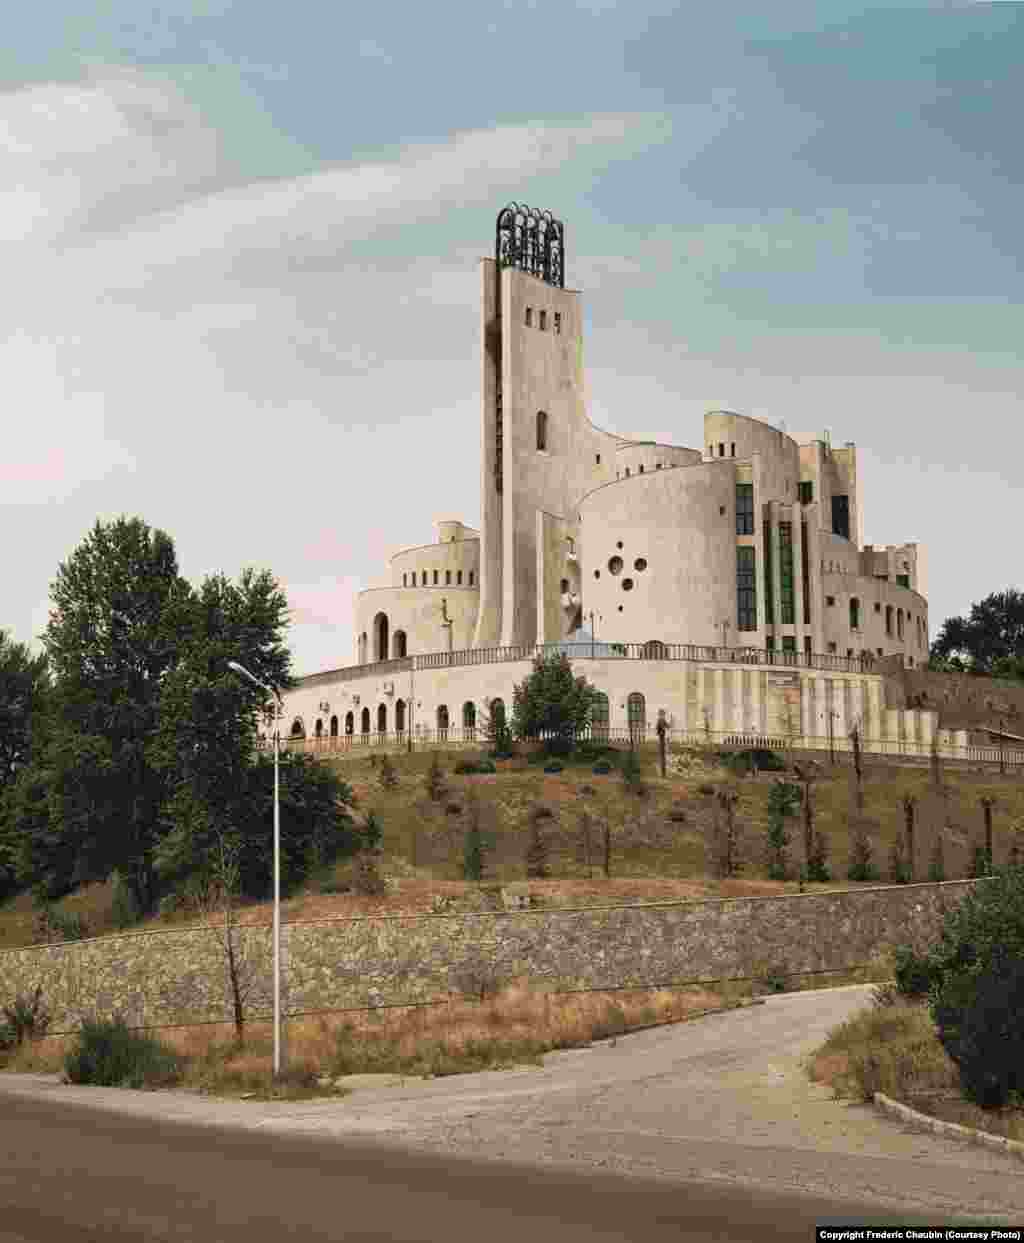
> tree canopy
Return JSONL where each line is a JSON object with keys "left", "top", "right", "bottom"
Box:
{"left": 510, "top": 651, "right": 603, "bottom": 755}
{"left": 3, "top": 514, "right": 356, "bottom": 913}
{"left": 930, "top": 589, "right": 1024, "bottom": 676}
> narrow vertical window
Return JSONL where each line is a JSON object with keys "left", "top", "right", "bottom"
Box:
{"left": 779, "top": 522, "right": 794, "bottom": 624}
{"left": 536, "top": 409, "right": 547, "bottom": 451}
{"left": 446, "top": 570, "right": 451, "bottom": 585}
{"left": 554, "top": 312, "right": 561, "bottom": 334}
{"left": 433, "top": 569, "right": 438, "bottom": 585}
{"left": 736, "top": 546, "right": 757, "bottom": 630}
{"left": 730, "top": 443, "right": 735, "bottom": 456}
{"left": 801, "top": 519, "right": 811, "bottom": 625}
{"left": 457, "top": 570, "right": 463, "bottom": 585}
{"left": 735, "top": 483, "right": 753, "bottom": 534}
{"left": 539, "top": 310, "right": 547, "bottom": 330}
{"left": 525, "top": 307, "right": 532, "bottom": 326}
{"left": 763, "top": 519, "right": 774, "bottom": 625}
{"left": 719, "top": 443, "right": 725, "bottom": 457}
{"left": 469, "top": 570, "right": 474, "bottom": 585}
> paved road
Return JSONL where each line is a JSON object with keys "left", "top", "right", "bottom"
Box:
{"left": 2, "top": 984, "right": 1021, "bottom": 1237}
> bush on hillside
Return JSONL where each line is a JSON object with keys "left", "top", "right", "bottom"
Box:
{"left": 454, "top": 760, "right": 480, "bottom": 775}
{"left": 891, "top": 944, "right": 939, "bottom": 999}
{"left": 64, "top": 1017, "right": 182, "bottom": 1089}
{"left": 592, "top": 761, "right": 612, "bottom": 775}
{"left": 0, "top": 985, "right": 50, "bottom": 1051}
{"left": 933, "top": 958, "right": 1024, "bottom": 1109}
{"left": 33, "top": 905, "right": 88, "bottom": 944}
{"left": 925, "top": 862, "right": 1024, "bottom": 1108}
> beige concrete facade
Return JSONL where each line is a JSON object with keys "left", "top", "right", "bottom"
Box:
{"left": 284, "top": 226, "right": 935, "bottom": 752}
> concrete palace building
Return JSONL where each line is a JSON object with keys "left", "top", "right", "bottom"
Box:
{"left": 271, "top": 205, "right": 967, "bottom": 758}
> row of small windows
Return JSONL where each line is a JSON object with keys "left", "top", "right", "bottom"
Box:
{"left": 402, "top": 569, "right": 475, "bottom": 586}
{"left": 822, "top": 597, "right": 926, "bottom": 647}
{"left": 524, "top": 307, "right": 562, "bottom": 334}
{"left": 710, "top": 443, "right": 737, "bottom": 457}
{"left": 302, "top": 691, "right": 653, "bottom": 741}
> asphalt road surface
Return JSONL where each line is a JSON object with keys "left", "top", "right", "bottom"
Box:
{"left": 2, "top": 985, "right": 1021, "bottom": 1239}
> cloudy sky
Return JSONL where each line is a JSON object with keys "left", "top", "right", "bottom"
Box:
{"left": 2, "top": 0, "right": 1021, "bottom": 677}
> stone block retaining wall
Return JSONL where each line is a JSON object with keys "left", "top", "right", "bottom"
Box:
{"left": 0, "top": 880, "right": 982, "bottom": 1034}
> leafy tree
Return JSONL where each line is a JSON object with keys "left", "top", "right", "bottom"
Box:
{"left": 620, "top": 745, "right": 646, "bottom": 797}
{"left": 766, "top": 781, "right": 800, "bottom": 881}
{"left": 930, "top": 589, "right": 1024, "bottom": 675}
{"left": 510, "top": 652, "right": 603, "bottom": 757}
{"left": 928, "top": 863, "right": 1024, "bottom": 1108}
{"left": 24, "top": 517, "right": 192, "bottom": 912}
{"left": 0, "top": 631, "right": 50, "bottom": 801}
{"left": 480, "top": 699, "right": 513, "bottom": 758}
{"left": 424, "top": 753, "right": 448, "bottom": 802}
{"left": 378, "top": 753, "right": 399, "bottom": 790}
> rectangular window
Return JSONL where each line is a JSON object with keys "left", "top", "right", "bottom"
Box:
{"left": 766, "top": 636, "right": 775, "bottom": 652}
{"left": 730, "top": 443, "right": 735, "bottom": 456}
{"left": 832, "top": 494, "right": 850, "bottom": 539}
{"left": 457, "top": 570, "right": 463, "bottom": 584}
{"left": 735, "top": 483, "right": 754, "bottom": 535}
{"left": 779, "top": 522, "right": 794, "bottom": 624}
{"left": 782, "top": 636, "right": 796, "bottom": 653}
{"left": 826, "top": 595, "right": 836, "bottom": 606}
{"left": 718, "top": 443, "right": 725, "bottom": 457}
{"left": 763, "top": 520, "right": 774, "bottom": 624}
{"left": 469, "top": 570, "right": 474, "bottom": 585}
{"left": 554, "top": 312, "right": 561, "bottom": 334}
{"left": 801, "top": 519, "right": 811, "bottom": 625}
{"left": 875, "top": 574, "right": 889, "bottom": 581}
{"left": 445, "top": 570, "right": 451, "bottom": 585}
{"left": 874, "top": 602, "right": 881, "bottom": 612}
{"left": 433, "top": 570, "right": 438, "bottom": 585}
{"left": 799, "top": 480, "right": 813, "bottom": 504}
{"left": 596, "top": 454, "right": 601, "bottom": 464}
{"left": 828, "top": 642, "right": 837, "bottom": 654}
{"left": 539, "top": 310, "right": 547, "bottom": 330}
{"left": 804, "top": 635, "right": 812, "bottom": 656}
{"left": 896, "top": 574, "right": 910, "bottom": 588}
{"left": 736, "top": 546, "right": 757, "bottom": 631}
{"left": 525, "top": 307, "right": 532, "bottom": 326}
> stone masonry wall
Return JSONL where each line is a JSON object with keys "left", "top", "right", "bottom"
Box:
{"left": 0, "top": 880, "right": 984, "bottom": 1034}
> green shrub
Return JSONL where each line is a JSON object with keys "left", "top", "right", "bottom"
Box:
{"left": 892, "top": 944, "right": 938, "bottom": 999}
{"left": 110, "top": 871, "right": 142, "bottom": 930}
{"left": 620, "top": 747, "right": 646, "bottom": 796}
{"left": 33, "top": 905, "right": 88, "bottom": 944}
{"left": 592, "top": 761, "right": 612, "bottom": 775}
{"left": 64, "top": 1017, "right": 182, "bottom": 1089}
{"left": 933, "top": 958, "right": 1024, "bottom": 1109}
{"left": 759, "top": 969, "right": 787, "bottom": 994}
{"left": 543, "top": 761, "right": 564, "bottom": 774}
{"left": 718, "top": 750, "right": 751, "bottom": 777}
{"left": 1, "top": 986, "right": 50, "bottom": 1050}
{"left": 750, "top": 749, "right": 785, "bottom": 772}
{"left": 476, "top": 759, "right": 497, "bottom": 774}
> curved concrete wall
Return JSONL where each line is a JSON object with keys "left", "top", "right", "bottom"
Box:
{"left": 580, "top": 461, "right": 736, "bottom": 647}
{"left": 390, "top": 538, "right": 480, "bottom": 590}
{"left": 613, "top": 442, "right": 701, "bottom": 478}
{"left": 353, "top": 586, "right": 479, "bottom": 662}
{"left": 820, "top": 573, "right": 929, "bottom": 663}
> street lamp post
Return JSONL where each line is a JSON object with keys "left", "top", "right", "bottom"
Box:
{"left": 228, "top": 661, "right": 284, "bottom": 1077}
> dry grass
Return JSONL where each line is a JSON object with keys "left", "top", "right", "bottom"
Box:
{"left": 0, "top": 978, "right": 740, "bottom": 1099}
{"left": 805, "top": 994, "right": 1024, "bottom": 1144}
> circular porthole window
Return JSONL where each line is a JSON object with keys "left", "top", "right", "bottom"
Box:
{"left": 616, "top": 541, "right": 624, "bottom": 549}
{"left": 608, "top": 556, "right": 623, "bottom": 575}
{"left": 593, "top": 569, "right": 600, "bottom": 579}
{"left": 622, "top": 578, "right": 634, "bottom": 591}
{"left": 618, "top": 605, "right": 624, "bottom": 612}
{"left": 634, "top": 558, "right": 647, "bottom": 572}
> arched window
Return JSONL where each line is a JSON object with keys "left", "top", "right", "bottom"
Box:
{"left": 463, "top": 701, "right": 476, "bottom": 736}
{"left": 437, "top": 704, "right": 449, "bottom": 737}
{"left": 446, "top": 570, "right": 451, "bottom": 585}
{"left": 395, "top": 698, "right": 406, "bottom": 732}
{"left": 627, "top": 692, "right": 646, "bottom": 742}
{"left": 315, "top": 719, "right": 323, "bottom": 738}
{"left": 591, "top": 691, "right": 609, "bottom": 741}
{"left": 373, "top": 612, "right": 389, "bottom": 661}
{"left": 402, "top": 573, "right": 407, "bottom": 586}
{"left": 345, "top": 711, "right": 354, "bottom": 735}
{"left": 489, "top": 697, "right": 506, "bottom": 731}
{"left": 642, "top": 639, "right": 667, "bottom": 659}
{"left": 393, "top": 630, "right": 407, "bottom": 657}
{"left": 290, "top": 717, "right": 305, "bottom": 738}
{"left": 377, "top": 703, "right": 387, "bottom": 734}
{"left": 536, "top": 410, "right": 547, "bottom": 451}
{"left": 361, "top": 707, "right": 371, "bottom": 734}
{"left": 421, "top": 571, "right": 427, "bottom": 585}
{"left": 849, "top": 597, "right": 860, "bottom": 630}
{"left": 330, "top": 715, "right": 338, "bottom": 737}
{"left": 469, "top": 570, "right": 474, "bottom": 586}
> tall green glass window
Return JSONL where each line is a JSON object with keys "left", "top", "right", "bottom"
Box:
{"left": 779, "top": 522, "right": 795, "bottom": 625}
{"left": 737, "top": 546, "right": 757, "bottom": 630}
{"left": 763, "top": 520, "right": 774, "bottom": 624}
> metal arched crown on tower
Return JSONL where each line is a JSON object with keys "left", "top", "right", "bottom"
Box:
{"left": 495, "top": 203, "right": 565, "bottom": 289}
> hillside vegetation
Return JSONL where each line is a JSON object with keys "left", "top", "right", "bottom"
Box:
{"left": 3, "top": 741, "right": 1021, "bottom": 949}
